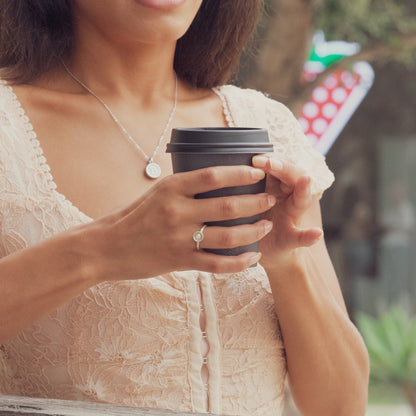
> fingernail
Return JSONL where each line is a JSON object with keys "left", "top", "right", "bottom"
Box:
{"left": 270, "top": 159, "right": 283, "bottom": 171}
{"left": 315, "top": 227, "right": 323, "bottom": 238}
{"left": 265, "top": 221, "right": 273, "bottom": 233}
{"left": 268, "top": 195, "right": 277, "bottom": 206}
{"left": 253, "top": 156, "right": 268, "bottom": 168}
{"left": 251, "top": 168, "right": 265, "bottom": 180}
{"left": 250, "top": 252, "right": 262, "bottom": 264}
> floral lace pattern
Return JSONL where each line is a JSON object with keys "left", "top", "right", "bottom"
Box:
{"left": 0, "top": 81, "right": 334, "bottom": 415}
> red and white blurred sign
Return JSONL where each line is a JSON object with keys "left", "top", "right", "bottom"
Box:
{"left": 300, "top": 62, "right": 374, "bottom": 155}
{"left": 299, "top": 32, "right": 375, "bottom": 155}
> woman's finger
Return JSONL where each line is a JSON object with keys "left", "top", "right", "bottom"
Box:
{"left": 287, "top": 225, "right": 323, "bottom": 248}
{"left": 109, "top": 166, "right": 268, "bottom": 223}
{"left": 192, "top": 193, "right": 276, "bottom": 223}
{"left": 252, "top": 155, "right": 307, "bottom": 188}
{"left": 190, "top": 251, "right": 262, "bottom": 274}
{"left": 197, "top": 220, "right": 273, "bottom": 250}
{"left": 174, "top": 165, "right": 266, "bottom": 196}
{"left": 286, "top": 175, "right": 313, "bottom": 217}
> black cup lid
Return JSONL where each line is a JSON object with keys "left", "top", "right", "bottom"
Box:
{"left": 167, "top": 127, "right": 274, "bottom": 154}
{"left": 170, "top": 127, "right": 269, "bottom": 143}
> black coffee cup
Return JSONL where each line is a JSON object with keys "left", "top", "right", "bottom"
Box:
{"left": 166, "top": 127, "right": 274, "bottom": 258}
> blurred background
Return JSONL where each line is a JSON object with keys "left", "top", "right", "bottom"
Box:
{"left": 237, "top": 0, "right": 416, "bottom": 414}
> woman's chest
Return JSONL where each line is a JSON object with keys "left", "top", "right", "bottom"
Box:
{"left": 33, "top": 120, "right": 174, "bottom": 220}
{"left": 10, "top": 85, "right": 228, "bottom": 220}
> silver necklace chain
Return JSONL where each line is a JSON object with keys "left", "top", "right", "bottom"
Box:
{"left": 62, "top": 62, "right": 178, "bottom": 179}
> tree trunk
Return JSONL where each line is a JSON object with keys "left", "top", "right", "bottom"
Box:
{"left": 247, "top": 0, "right": 315, "bottom": 112}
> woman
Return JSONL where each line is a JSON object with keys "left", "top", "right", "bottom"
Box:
{"left": 0, "top": 1, "right": 369, "bottom": 415}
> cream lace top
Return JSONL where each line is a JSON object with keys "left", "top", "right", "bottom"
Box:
{"left": 0, "top": 81, "right": 334, "bottom": 416}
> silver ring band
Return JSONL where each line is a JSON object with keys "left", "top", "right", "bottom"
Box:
{"left": 193, "top": 225, "right": 207, "bottom": 250}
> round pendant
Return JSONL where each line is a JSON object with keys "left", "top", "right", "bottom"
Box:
{"left": 145, "top": 162, "right": 161, "bottom": 179}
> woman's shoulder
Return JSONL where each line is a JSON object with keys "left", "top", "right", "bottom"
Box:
{"left": 0, "top": 79, "right": 23, "bottom": 127}
{"left": 0, "top": 79, "right": 35, "bottom": 167}
{"left": 215, "top": 84, "right": 297, "bottom": 128}
{"left": 0, "top": 79, "right": 13, "bottom": 106}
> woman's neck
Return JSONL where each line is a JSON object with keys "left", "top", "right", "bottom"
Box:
{"left": 73, "top": 43, "right": 176, "bottom": 100}
{"left": 36, "top": 21, "right": 179, "bottom": 106}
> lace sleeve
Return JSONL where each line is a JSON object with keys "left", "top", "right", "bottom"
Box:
{"left": 264, "top": 98, "right": 335, "bottom": 196}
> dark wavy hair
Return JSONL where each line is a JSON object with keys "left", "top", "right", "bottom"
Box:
{"left": 0, "top": 0, "right": 263, "bottom": 88}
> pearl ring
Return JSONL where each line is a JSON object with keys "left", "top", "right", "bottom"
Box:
{"left": 193, "top": 225, "right": 207, "bottom": 250}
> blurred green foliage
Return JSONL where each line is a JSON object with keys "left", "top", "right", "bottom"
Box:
{"left": 315, "top": 0, "right": 416, "bottom": 65}
{"left": 357, "top": 307, "right": 416, "bottom": 410}
{"left": 316, "top": 0, "right": 416, "bottom": 43}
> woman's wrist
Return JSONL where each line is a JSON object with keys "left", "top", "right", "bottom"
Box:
{"left": 65, "top": 221, "right": 112, "bottom": 286}
{"left": 261, "top": 247, "right": 305, "bottom": 278}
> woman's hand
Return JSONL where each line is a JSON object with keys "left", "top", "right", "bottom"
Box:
{"left": 252, "top": 155, "right": 323, "bottom": 270}
{"left": 89, "top": 165, "right": 276, "bottom": 282}
{"left": 253, "top": 155, "right": 370, "bottom": 416}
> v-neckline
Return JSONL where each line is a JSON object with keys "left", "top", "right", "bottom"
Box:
{"left": 3, "top": 82, "right": 235, "bottom": 223}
